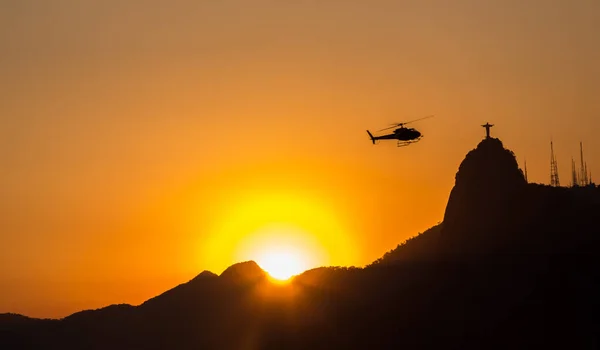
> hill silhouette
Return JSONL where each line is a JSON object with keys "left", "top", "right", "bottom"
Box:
{"left": 2, "top": 137, "right": 599, "bottom": 349}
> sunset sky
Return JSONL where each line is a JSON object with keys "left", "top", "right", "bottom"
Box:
{"left": 1, "top": 0, "right": 599, "bottom": 318}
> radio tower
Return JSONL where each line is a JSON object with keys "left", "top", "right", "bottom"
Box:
{"left": 550, "top": 141, "right": 560, "bottom": 187}
{"left": 571, "top": 158, "right": 579, "bottom": 187}
{"left": 580, "top": 142, "right": 589, "bottom": 186}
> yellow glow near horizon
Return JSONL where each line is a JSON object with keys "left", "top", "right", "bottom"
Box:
{"left": 236, "top": 223, "right": 327, "bottom": 281}
{"left": 201, "top": 183, "right": 358, "bottom": 276}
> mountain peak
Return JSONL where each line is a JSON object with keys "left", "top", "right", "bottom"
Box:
{"left": 220, "top": 261, "right": 266, "bottom": 283}
{"left": 453, "top": 137, "right": 526, "bottom": 192}
{"left": 441, "top": 137, "right": 527, "bottom": 254}
{"left": 446, "top": 138, "right": 526, "bottom": 213}
{"left": 190, "top": 270, "right": 218, "bottom": 283}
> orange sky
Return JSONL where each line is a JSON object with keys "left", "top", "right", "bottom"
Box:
{"left": 1, "top": 0, "right": 599, "bottom": 318}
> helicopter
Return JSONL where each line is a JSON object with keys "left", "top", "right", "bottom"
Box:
{"left": 367, "top": 115, "right": 434, "bottom": 147}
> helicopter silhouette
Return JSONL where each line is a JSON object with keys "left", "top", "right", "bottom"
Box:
{"left": 367, "top": 115, "right": 434, "bottom": 147}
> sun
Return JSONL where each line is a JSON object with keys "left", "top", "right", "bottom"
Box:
{"left": 255, "top": 249, "right": 307, "bottom": 281}
{"left": 232, "top": 224, "right": 326, "bottom": 282}
{"left": 199, "top": 185, "right": 358, "bottom": 279}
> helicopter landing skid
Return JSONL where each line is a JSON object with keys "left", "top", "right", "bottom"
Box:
{"left": 397, "top": 137, "right": 422, "bottom": 147}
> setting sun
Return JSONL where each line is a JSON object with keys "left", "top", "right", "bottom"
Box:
{"left": 199, "top": 183, "right": 358, "bottom": 277}
{"left": 233, "top": 223, "right": 327, "bottom": 281}
{"left": 255, "top": 248, "right": 308, "bottom": 281}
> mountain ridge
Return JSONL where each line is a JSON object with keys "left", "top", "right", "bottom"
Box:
{"left": 2, "top": 137, "right": 599, "bottom": 349}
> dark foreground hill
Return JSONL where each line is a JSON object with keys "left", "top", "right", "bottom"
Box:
{"left": 2, "top": 138, "right": 599, "bottom": 349}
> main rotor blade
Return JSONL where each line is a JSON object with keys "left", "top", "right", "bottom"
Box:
{"left": 402, "top": 114, "right": 435, "bottom": 125}
{"left": 376, "top": 115, "right": 434, "bottom": 132}
{"left": 378, "top": 124, "right": 402, "bottom": 132}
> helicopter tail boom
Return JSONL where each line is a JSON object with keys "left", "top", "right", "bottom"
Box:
{"left": 366, "top": 130, "right": 376, "bottom": 144}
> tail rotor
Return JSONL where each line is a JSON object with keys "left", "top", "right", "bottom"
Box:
{"left": 366, "top": 130, "right": 376, "bottom": 144}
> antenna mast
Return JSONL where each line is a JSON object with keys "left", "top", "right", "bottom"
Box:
{"left": 571, "top": 158, "right": 579, "bottom": 187}
{"left": 550, "top": 141, "right": 560, "bottom": 187}
{"left": 578, "top": 142, "right": 591, "bottom": 186}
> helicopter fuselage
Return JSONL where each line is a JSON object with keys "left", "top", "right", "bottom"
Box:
{"left": 374, "top": 128, "right": 421, "bottom": 141}
{"left": 392, "top": 127, "right": 421, "bottom": 140}
{"left": 366, "top": 127, "right": 422, "bottom": 146}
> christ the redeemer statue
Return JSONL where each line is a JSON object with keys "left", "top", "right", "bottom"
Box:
{"left": 482, "top": 123, "right": 494, "bottom": 139}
